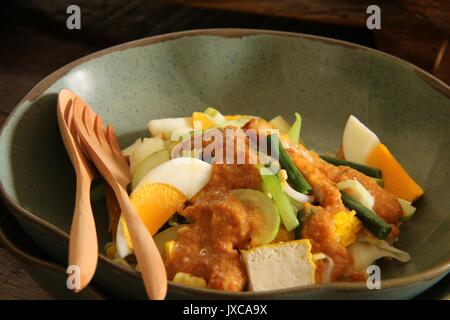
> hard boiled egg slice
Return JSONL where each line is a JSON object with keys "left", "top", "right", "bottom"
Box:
{"left": 135, "top": 157, "right": 212, "bottom": 199}
{"left": 342, "top": 115, "right": 423, "bottom": 202}
{"left": 342, "top": 115, "right": 380, "bottom": 164}
{"left": 116, "top": 158, "right": 212, "bottom": 258}
{"left": 116, "top": 215, "right": 132, "bottom": 258}
{"left": 116, "top": 183, "right": 187, "bottom": 258}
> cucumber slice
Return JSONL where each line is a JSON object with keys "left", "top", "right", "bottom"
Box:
{"left": 131, "top": 149, "right": 171, "bottom": 190}
{"left": 398, "top": 198, "right": 416, "bottom": 221}
{"left": 231, "top": 189, "right": 281, "bottom": 246}
{"left": 153, "top": 224, "right": 183, "bottom": 257}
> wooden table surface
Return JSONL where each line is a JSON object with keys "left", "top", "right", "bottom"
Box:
{"left": 0, "top": 1, "right": 448, "bottom": 299}
{"left": 0, "top": 248, "right": 52, "bottom": 299}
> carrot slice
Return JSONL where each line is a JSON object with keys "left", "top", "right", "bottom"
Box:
{"left": 367, "top": 144, "right": 424, "bottom": 202}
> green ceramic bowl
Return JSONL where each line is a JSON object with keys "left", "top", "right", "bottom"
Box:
{"left": 0, "top": 29, "right": 449, "bottom": 299}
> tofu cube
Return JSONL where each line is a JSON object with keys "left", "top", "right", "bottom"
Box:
{"left": 241, "top": 240, "right": 316, "bottom": 291}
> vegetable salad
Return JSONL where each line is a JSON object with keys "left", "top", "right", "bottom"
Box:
{"left": 97, "top": 108, "right": 421, "bottom": 292}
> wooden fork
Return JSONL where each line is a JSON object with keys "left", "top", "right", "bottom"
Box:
{"left": 70, "top": 92, "right": 168, "bottom": 300}
{"left": 57, "top": 89, "right": 98, "bottom": 292}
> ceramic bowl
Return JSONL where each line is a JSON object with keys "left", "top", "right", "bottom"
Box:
{"left": 2, "top": 202, "right": 448, "bottom": 300}
{"left": 0, "top": 29, "right": 449, "bottom": 299}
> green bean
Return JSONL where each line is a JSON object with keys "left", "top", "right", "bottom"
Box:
{"left": 267, "top": 134, "right": 312, "bottom": 194}
{"left": 341, "top": 193, "right": 391, "bottom": 239}
{"left": 371, "top": 177, "right": 384, "bottom": 187}
{"left": 320, "top": 155, "right": 382, "bottom": 178}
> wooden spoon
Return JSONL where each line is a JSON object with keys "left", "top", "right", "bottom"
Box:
{"left": 57, "top": 89, "right": 98, "bottom": 292}
{"left": 69, "top": 91, "right": 167, "bottom": 300}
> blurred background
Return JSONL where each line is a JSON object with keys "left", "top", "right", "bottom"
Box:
{"left": 0, "top": 0, "right": 449, "bottom": 299}
{"left": 1, "top": 0, "right": 449, "bottom": 123}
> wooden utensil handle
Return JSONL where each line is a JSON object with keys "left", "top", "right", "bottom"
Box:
{"left": 68, "top": 175, "right": 98, "bottom": 292}
{"left": 114, "top": 185, "right": 167, "bottom": 300}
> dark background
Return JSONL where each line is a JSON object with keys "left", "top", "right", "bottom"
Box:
{"left": 0, "top": 1, "right": 376, "bottom": 125}
{"left": 0, "top": 0, "right": 448, "bottom": 299}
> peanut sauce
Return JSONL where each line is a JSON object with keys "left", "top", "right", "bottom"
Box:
{"left": 165, "top": 164, "right": 261, "bottom": 291}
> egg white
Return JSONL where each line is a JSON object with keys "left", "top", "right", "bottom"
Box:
{"left": 115, "top": 158, "right": 212, "bottom": 259}
{"left": 342, "top": 115, "right": 380, "bottom": 164}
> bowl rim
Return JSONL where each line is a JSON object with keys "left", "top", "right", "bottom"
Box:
{"left": 0, "top": 28, "right": 449, "bottom": 298}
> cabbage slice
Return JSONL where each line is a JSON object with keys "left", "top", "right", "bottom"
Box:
{"left": 337, "top": 178, "right": 375, "bottom": 210}
{"left": 348, "top": 233, "right": 411, "bottom": 272}
{"left": 269, "top": 115, "right": 290, "bottom": 134}
{"left": 284, "top": 182, "right": 314, "bottom": 204}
